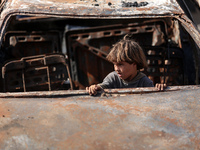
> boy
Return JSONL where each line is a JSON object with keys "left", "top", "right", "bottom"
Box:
{"left": 86, "top": 35, "right": 166, "bottom": 95}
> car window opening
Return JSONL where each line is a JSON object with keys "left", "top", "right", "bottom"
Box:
{"left": 0, "top": 16, "right": 198, "bottom": 93}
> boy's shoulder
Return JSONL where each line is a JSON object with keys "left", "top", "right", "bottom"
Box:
{"left": 139, "top": 75, "right": 154, "bottom": 87}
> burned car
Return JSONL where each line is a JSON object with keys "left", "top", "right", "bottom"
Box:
{"left": 0, "top": 0, "right": 200, "bottom": 149}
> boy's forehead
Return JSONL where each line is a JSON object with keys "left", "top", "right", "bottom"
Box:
{"left": 113, "top": 61, "right": 126, "bottom": 64}
{"left": 113, "top": 61, "right": 134, "bottom": 65}
{"left": 113, "top": 61, "right": 121, "bottom": 64}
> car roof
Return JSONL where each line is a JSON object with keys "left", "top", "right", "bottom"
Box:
{"left": 0, "top": 0, "right": 200, "bottom": 48}
{"left": 1, "top": 0, "right": 184, "bottom": 18}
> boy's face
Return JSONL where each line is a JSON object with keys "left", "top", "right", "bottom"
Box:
{"left": 113, "top": 61, "right": 137, "bottom": 81}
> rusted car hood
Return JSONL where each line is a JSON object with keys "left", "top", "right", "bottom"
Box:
{"left": 0, "top": 86, "right": 200, "bottom": 149}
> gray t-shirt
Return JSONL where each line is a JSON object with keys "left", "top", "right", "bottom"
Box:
{"left": 98, "top": 71, "right": 154, "bottom": 89}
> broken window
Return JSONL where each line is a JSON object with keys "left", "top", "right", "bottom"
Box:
{"left": 0, "top": 15, "right": 198, "bottom": 92}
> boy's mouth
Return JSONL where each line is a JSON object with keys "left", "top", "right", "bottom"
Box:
{"left": 117, "top": 72, "right": 122, "bottom": 77}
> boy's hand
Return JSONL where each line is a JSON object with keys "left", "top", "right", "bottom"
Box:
{"left": 155, "top": 83, "right": 167, "bottom": 91}
{"left": 86, "top": 84, "right": 101, "bottom": 95}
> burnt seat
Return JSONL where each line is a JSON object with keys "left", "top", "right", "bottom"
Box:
{"left": 2, "top": 54, "right": 72, "bottom": 92}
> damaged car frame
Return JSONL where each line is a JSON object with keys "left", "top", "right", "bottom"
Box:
{"left": 0, "top": 0, "right": 200, "bottom": 149}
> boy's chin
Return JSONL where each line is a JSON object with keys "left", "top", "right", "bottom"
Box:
{"left": 119, "top": 76, "right": 125, "bottom": 80}
{"left": 118, "top": 74, "right": 126, "bottom": 80}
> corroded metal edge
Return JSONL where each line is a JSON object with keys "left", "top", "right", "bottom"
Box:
{"left": 0, "top": 85, "right": 199, "bottom": 98}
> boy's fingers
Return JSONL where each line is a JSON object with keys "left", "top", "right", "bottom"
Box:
{"left": 155, "top": 83, "right": 158, "bottom": 88}
{"left": 91, "top": 87, "right": 95, "bottom": 94}
{"left": 91, "top": 88, "right": 97, "bottom": 95}
{"left": 95, "top": 85, "right": 99, "bottom": 90}
{"left": 161, "top": 84, "right": 167, "bottom": 90}
{"left": 86, "top": 87, "right": 89, "bottom": 91}
{"left": 155, "top": 83, "right": 161, "bottom": 91}
{"left": 159, "top": 84, "right": 162, "bottom": 90}
{"left": 93, "top": 90, "right": 97, "bottom": 95}
{"left": 156, "top": 84, "right": 160, "bottom": 90}
{"left": 89, "top": 87, "right": 93, "bottom": 95}
{"left": 161, "top": 84, "right": 163, "bottom": 91}
{"left": 88, "top": 85, "right": 97, "bottom": 95}
{"left": 155, "top": 83, "right": 167, "bottom": 91}
{"left": 86, "top": 85, "right": 101, "bottom": 96}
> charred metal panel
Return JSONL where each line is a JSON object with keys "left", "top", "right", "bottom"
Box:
{"left": 4, "top": 31, "right": 61, "bottom": 59}
{"left": 0, "top": 86, "right": 200, "bottom": 149}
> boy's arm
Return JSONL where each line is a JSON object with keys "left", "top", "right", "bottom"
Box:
{"left": 86, "top": 71, "right": 116, "bottom": 95}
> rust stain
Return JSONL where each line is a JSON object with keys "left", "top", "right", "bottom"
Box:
{"left": 142, "top": 130, "right": 178, "bottom": 148}
{"left": 190, "top": 137, "right": 200, "bottom": 150}
{"left": 53, "top": 101, "right": 81, "bottom": 110}
{"left": 0, "top": 102, "right": 11, "bottom": 118}
{"left": 98, "top": 99, "right": 153, "bottom": 115}
{"left": 159, "top": 116, "right": 179, "bottom": 126}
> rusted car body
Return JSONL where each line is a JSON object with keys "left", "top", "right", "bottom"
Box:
{"left": 0, "top": 0, "right": 200, "bottom": 149}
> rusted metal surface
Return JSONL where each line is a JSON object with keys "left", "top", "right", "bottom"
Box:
{"left": 2, "top": 54, "right": 71, "bottom": 92}
{"left": 0, "top": 85, "right": 199, "bottom": 98}
{"left": 0, "top": 86, "right": 200, "bottom": 149}
{"left": 4, "top": 31, "right": 61, "bottom": 57}
{"left": 1, "top": 0, "right": 184, "bottom": 17}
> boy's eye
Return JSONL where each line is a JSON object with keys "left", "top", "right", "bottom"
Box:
{"left": 113, "top": 62, "right": 123, "bottom": 66}
{"left": 115, "top": 63, "right": 121, "bottom": 66}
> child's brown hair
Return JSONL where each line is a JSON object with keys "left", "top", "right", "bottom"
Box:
{"left": 106, "top": 34, "right": 148, "bottom": 70}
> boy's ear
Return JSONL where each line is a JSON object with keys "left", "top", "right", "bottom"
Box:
{"left": 132, "top": 62, "right": 138, "bottom": 69}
